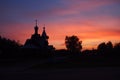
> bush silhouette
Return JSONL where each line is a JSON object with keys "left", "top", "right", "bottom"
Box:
{"left": 97, "top": 41, "right": 113, "bottom": 56}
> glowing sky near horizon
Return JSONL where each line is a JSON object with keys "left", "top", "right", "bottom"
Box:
{"left": 0, "top": 0, "right": 120, "bottom": 50}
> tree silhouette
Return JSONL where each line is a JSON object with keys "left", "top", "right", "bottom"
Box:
{"left": 106, "top": 41, "right": 113, "bottom": 50}
{"left": 0, "top": 35, "right": 21, "bottom": 56}
{"left": 97, "top": 42, "right": 107, "bottom": 55}
{"left": 114, "top": 42, "right": 120, "bottom": 56}
{"left": 65, "top": 35, "right": 82, "bottom": 53}
{"left": 114, "top": 42, "right": 120, "bottom": 49}
{"left": 97, "top": 41, "right": 114, "bottom": 57}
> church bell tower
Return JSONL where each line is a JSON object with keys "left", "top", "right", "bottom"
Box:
{"left": 34, "top": 20, "right": 38, "bottom": 34}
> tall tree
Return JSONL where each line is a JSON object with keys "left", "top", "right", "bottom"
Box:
{"left": 65, "top": 35, "right": 82, "bottom": 53}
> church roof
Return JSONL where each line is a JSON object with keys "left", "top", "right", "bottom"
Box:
{"left": 42, "top": 27, "right": 49, "bottom": 39}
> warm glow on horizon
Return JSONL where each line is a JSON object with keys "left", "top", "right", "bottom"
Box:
{"left": 2, "top": 23, "right": 119, "bottom": 50}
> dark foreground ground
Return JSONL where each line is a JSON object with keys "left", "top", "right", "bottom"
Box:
{"left": 0, "top": 57, "right": 120, "bottom": 80}
{"left": 0, "top": 67, "right": 120, "bottom": 80}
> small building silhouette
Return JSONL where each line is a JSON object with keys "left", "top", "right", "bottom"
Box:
{"left": 23, "top": 20, "right": 54, "bottom": 51}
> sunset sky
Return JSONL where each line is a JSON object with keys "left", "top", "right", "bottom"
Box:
{"left": 0, "top": 0, "right": 120, "bottom": 50}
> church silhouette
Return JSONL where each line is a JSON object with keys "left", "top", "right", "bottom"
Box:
{"left": 23, "top": 20, "right": 54, "bottom": 50}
